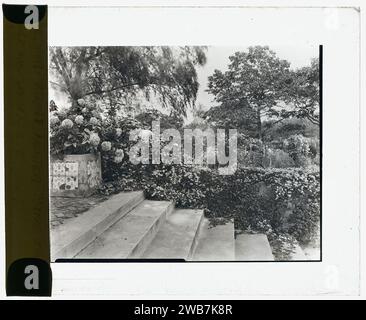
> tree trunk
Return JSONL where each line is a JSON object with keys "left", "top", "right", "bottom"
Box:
{"left": 256, "top": 109, "right": 262, "bottom": 140}
{"left": 256, "top": 108, "right": 266, "bottom": 167}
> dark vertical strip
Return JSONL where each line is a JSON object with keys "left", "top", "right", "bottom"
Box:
{"left": 319, "top": 45, "right": 323, "bottom": 262}
{"left": 3, "top": 5, "right": 51, "bottom": 296}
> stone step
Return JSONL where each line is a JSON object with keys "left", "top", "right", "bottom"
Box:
{"left": 141, "top": 209, "right": 204, "bottom": 260}
{"left": 235, "top": 233, "right": 274, "bottom": 261}
{"left": 75, "top": 200, "right": 174, "bottom": 258}
{"left": 51, "top": 190, "right": 144, "bottom": 261}
{"left": 192, "top": 218, "right": 235, "bottom": 261}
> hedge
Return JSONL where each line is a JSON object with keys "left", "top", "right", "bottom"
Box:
{"left": 98, "top": 163, "right": 320, "bottom": 246}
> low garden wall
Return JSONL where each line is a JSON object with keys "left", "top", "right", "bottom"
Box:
{"left": 50, "top": 153, "right": 102, "bottom": 197}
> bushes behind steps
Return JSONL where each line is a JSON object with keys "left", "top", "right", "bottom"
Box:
{"left": 98, "top": 163, "right": 320, "bottom": 246}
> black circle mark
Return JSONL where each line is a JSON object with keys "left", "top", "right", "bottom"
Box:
{"left": 6, "top": 258, "right": 52, "bottom": 296}
{"left": 3, "top": 4, "right": 47, "bottom": 24}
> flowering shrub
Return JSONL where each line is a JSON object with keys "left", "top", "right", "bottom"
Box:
{"left": 50, "top": 100, "right": 105, "bottom": 155}
{"left": 49, "top": 101, "right": 141, "bottom": 165}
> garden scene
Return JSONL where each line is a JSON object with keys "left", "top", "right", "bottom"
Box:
{"left": 49, "top": 46, "right": 320, "bottom": 261}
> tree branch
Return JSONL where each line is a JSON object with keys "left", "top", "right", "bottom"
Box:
{"left": 83, "top": 82, "right": 143, "bottom": 97}
{"left": 49, "top": 81, "right": 68, "bottom": 91}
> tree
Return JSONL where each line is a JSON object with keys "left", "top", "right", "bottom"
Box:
{"left": 49, "top": 46, "right": 207, "bottom": 117}
{"left": 202, "top": 100, "right": 258, "bottom": 137}
{"left": 135, "top": 109, "right": 184, "bottom": 130}
{"left": 207, "top": 46, "right": 292, "bottom": 140}
{"left": 282, "top": 58, "right": 320, "bottom": 125}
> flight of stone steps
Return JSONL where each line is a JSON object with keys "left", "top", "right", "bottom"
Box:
{"left": 51, "top": 191, "right": 283, "bottom": 261}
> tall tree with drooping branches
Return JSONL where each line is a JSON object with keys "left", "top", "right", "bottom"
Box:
{"left": 49, "top": 46, "right": 207, "bottom": 117}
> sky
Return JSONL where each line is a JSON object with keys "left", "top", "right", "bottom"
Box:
{"left": 195, "top": 45, "right": 319, "bottom": 110}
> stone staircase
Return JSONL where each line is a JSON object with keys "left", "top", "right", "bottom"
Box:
{"left": 51, "top": 191, "right": 276, "bottom": 261}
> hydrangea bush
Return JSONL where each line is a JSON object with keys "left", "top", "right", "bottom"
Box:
{"left": 50, "top": 100, "right": 105, "bottom": 156}
{"left": 49, "top": 101, "right": 142, "bottom": 171}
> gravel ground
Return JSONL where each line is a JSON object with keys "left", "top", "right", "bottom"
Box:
{"left": 50, "top": 194, "right": 108, "bottom": 229}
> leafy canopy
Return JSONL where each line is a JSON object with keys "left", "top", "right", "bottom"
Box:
{"left": 49, "top": 46, "right": 207, "bottom": 117}
{"left": 282, "top": 59, "right": 320, "bottom": 125}
{"left": 205, "top": 46, "right": 320, "bottom": 140}
{"left": 207, "top": 46, "right": 292, "bottom": 119}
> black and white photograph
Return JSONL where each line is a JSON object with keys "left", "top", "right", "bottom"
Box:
{"left": 49, "top": 45, "right": 321, "bottom": 262}
{"left": 1, "top": 0, "right": 363, "bottom": 301}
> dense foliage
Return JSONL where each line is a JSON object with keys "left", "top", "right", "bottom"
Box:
{"left": 98, "top": 163, "right": 320, "bottom": 248}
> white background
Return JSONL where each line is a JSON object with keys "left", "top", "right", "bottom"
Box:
{"left": 0, "top": 0, "right": 364, "bottom": 299}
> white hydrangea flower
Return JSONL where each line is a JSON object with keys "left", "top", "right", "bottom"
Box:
{"left": 89, "top": 117, "right": 99, "bottom": 126}
{"left": 114, "top": 156, "right": 123, "bottom": 163}
{"left": 75, "top": 115, "right": 84, "bottom": 125}
{"left": 116, "top": 128, "right": 122, "bottom": 137}
{"left": 49, "top": 115, "right": 60, "bottom": 126}
{"left": 89, "top": 132, "right": 100, "bottom": 146}
{"left": 77, "top": 98, "right": 86, "bottom": 106}
{"left": 61, "top": 119, "right": 73, "bottom": 129}
{"left": 101, "top": 141, "right": 112, "bottom": 151}
{"left": 115, "top": 149, "right": 124, "bottom": 157}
